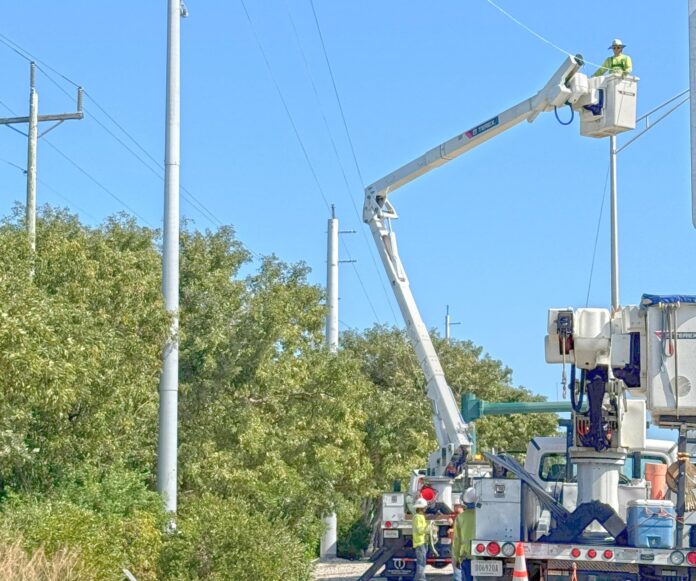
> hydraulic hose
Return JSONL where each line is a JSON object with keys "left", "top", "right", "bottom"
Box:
{"left": 570, "top": 365, "right": 585, "bottom": 414}
{"left": 554, "top": 104, "right": 575, "bottom": 126}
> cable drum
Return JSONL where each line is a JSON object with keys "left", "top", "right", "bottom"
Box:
{"left": 666, "top": 461, "right": 696, "bottom": 511}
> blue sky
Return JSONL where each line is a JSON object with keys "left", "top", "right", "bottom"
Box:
{"left": 0, "top": 2, "right": 694, "bottom": 434}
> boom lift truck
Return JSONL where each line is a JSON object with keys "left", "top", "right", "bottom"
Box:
{"left": 358, "top": 53, "right": 696, "bottom": 580}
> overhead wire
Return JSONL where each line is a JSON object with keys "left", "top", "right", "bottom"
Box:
{"left": 307, "top": 0, "right": 400, "bottom": 325}
{"left": 0, "top": 38, "right": 152, "bottom": 224}
{"left": 0, "top": 97, "right": 26, "bottom": 135}
{"left": 239, "top": 0, "right": 331, "bottom": 213}
{"left": 41, "top": 138, "right": 154, "bottom": 226}
{"left": 238, "top": 0, "right": 390, "bottom": 324}
{"left": 32, "top": 63, "right": 224, "bottom": 228}
{"left": 281, "top": 0, "right": 382, "bottom": 322}
{"left": 0, "top": 154, "right": 100, "bottom": 221}
{"left": 477, "top": 0, "right": 625, "bottom": 308}
{"left": 584, "top": 164, "right": 611, "bottom": 307}
{"left": 0, "top": 31, "right": 223, "bottom": 229}
{"left": 480, "top": 0, "right": 604, "bottom": 70}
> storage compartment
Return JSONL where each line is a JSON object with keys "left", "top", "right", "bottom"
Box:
{"left": 626, "top": 499, "right": 675, "bottom": 549}
{"left": 474, "top": 479, "right": 521, "bottom": 541}
{"left": 644, "top": 297, "right": 696, "bottom": 424}
{"left": 382, "top": 492, "right": 405, "bottom": 522}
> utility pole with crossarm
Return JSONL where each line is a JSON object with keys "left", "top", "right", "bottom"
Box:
{"left": 0, "top": 62, "right": 83, "bottom": 260}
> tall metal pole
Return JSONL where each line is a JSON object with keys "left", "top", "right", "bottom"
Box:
{"left": 320, "top": 205, "right": 339, "bottom": 559}
{"left": 26, "top": 63, "right": 38, "bottom": 257}
{"left": 325, "top": 205, "right": 339, "bottom": 353}
{"left": 444, "top": 304, "right": 460, "bottom": 342}
{"left": 690, "top": 0, "right": 696, "bottom": 228}
{"left": 157, "top": 0, "right": 181, "bottom": 517}
{"left": 445, "top": 304, "right": 451, "bottom": 341}
{"left": 609, "top": 135, "right": 620, "bottom": 311}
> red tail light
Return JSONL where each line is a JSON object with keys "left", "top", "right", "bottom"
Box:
{"left": 570, "top": 548, "right": 581, "bottom": 559}
{"left": 687, "top": 551, "right": 696, "bottom": 565}
{"left": 475, "top": 543, "right": 486, "bottom": 554}
{"left": 385, "top": 521, "right": 392, "bottom": 529}
{"left": 587, "top": 549, "right": 597, "bottom": 559}
{"left": 603, "top": 549, "right": 614, "bottom": 560}
{"left": 487, "top": 542, "right": 501, "bottom": 556}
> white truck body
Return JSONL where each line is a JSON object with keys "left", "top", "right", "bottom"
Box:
{"left": 362, "top": 49, "right": 696, "bottom": 580}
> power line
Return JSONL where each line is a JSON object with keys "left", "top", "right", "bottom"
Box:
{"left": 585, "top": 163, "right": 611, "bottom": 307}
{"left": 42, "top": 138, "right": 153, "bottom": 226}
{"left": 308, "top": 0, "right": 400, "bottom": 325}
{"left": 0, "top": 33, "right": 224, "bottom": 229}
{"left": 238, "top": 0, "right": 331, "bottom": 213}
{"left": 0, "top": 156, "right": 25, "bottom": 173}
{"left": 0, "top": 154, "right": 99, "bottom": 221}
{"left": 281, "top": 0, "right": 382, "bottom": 323}
{"left": 480, "top": 0, "right": 604, "bottom": 69}
{"left": 0, "top": 32, "right": 82, "bottom": 86}
{"left": 33, "top": 64, "right": 223, "bottom": 228}
{"left": 0, "top": 33, "right": 33, "bottom": 63}
{"left": 0, "top": 98, "right": 16, "bottom": 115}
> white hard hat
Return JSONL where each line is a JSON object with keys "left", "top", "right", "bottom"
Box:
{"left": 414, "top": 498, "right": 428, "bottom": 509}
{"left": 453, "top": 495, "right": 464, "bottom": 506}
{"left": 462, "top": 487, "right": 478, "bottom": 504}
{"left": 609, "top": 39, "right": 625, "bottom": 49}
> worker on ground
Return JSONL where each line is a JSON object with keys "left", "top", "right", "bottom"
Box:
{"left": 452, "top": 487, "right": 477, "bottom": 581}
{"left": 412, "top": 497, "right": 430, "bottom": 581}
{"left": 448, "top": 496, "right": 465, "bottom": 581}
{"left": 593, "top": 39, "right": 632, "bottom": 77}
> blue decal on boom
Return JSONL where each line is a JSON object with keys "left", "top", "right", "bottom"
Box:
{"left": 465, "top": 116, "right": 499, "bottom": 139}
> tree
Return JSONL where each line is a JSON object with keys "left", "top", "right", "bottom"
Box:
{"left": 0, "top": 205, "right": 559, "bottom": 577}
{"left": 0, "top": 208, "right": 170, "bottom": 495}
{"left": 340, "top": 324, "right": 558, "bottom": 549}
{"left": 178, "top": 242, "right": 373, "bottom": 550}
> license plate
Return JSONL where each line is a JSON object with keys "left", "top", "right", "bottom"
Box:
{"left": 383, "top": 529, "right": 399, "bottom": 538}
{"left": 472, "top": 559, "right": 503, "bottom": 577}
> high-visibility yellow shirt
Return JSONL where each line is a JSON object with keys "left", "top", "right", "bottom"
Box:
{"left": 593, "top": 54, "right": 632, "bottom": 77}
{"left": 412, "top": 514, "right": 428, "bottom": 548}
{"left": 452, "top": 510, "right": 476, "bottom": 563}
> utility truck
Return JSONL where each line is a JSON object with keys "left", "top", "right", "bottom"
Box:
{"left": 360, "top": 52, "right": 696, "bottom": 580}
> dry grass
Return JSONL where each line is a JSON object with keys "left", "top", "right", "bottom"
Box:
{"left": 0, "top": 541, "right": 89, "bottom": 580}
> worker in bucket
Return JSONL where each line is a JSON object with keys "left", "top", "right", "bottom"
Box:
{"left": 593, "top": 39, "right": 632, "bottom": 77}
{"left": 452, "top": 487, "right": 477, "bottom": 581}
{"left": 448, "top": 496, "right": 465, "bottom": 581}
{"left": 412, "top": 497, "right": 430, "bottom": 581}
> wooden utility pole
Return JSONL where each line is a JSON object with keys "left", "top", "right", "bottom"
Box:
{"left": 0, "top": 62, "right": 83, "bottom": 257}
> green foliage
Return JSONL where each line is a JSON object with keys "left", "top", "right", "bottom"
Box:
{"left": 178, "top": 242, "right": 373, "bottom": 549}
{"left": 0, "top": 466, "right": 165, "bottom": 580}
{"left": 0, "top": 208, "right": 170, "bottom": 495}
{"left": 0, "top": 205, "right": 559, "bottom": 577}
{"left": 160, "top": 493, "right": 311, "bottom": 581}
{"left": 340, "top": 325, "right": 558, "bottom": 555}
{"left": 432, "top": 335, "right": 559, "bottom": 451}
{"left": 337, "top": 514, "right": 372, "bottom": 560}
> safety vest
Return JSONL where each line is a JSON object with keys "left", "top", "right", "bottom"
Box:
{"left": 593, "top": 54, "right": 632, "bottom": 77}
{"left": 452, "top": 510, "right": 476, "bottom": 561}
{"left": 412, "top": 514, "right": 429, "bottom": 548}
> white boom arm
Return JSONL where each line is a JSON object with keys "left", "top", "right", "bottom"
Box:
{"left": 364, "top": 56, "right": 587, "bottom": 475}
